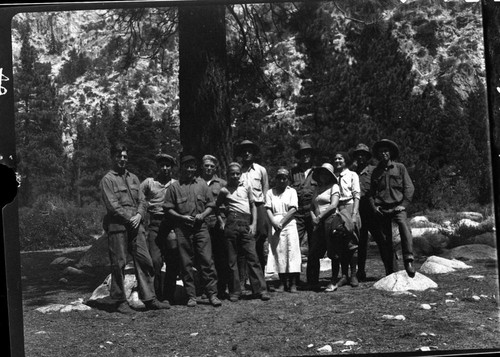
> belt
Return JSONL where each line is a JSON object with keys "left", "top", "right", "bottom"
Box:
{"left": 227, "top": 211, "right": 251, "bottom": 220}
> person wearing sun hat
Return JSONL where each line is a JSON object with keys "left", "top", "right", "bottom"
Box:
{"left": 234, "top": 139, "right": 270, "bottom": 290}
{"left": 290, "top": 142, "right": 317, "bottom": 273}
{"left": 265, "top": 167, "right": 301, "bottom": 293}
{"left": 368, "top": 139, "right": 416, "bottom": 278}
{"left": 306, "top": 163, "right": 341, "bottom": 291}
{"left": 140, "top": 152, "right": 177, "bottom": 302}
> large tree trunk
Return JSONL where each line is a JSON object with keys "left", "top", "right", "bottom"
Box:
{"left": 178, "top": 5, "right": 232, "bottom": 174}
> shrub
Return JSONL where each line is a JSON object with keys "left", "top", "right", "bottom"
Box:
{"left": 19, "top": 196, "right": 105, "bottom": 251}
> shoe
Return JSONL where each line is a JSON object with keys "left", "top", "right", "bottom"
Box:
{"left": 116, "top": 301, "right": 135, "bottom": 315}
{"left": 187, "top": 297, "right": 197, "bottom": 307}
{"left": 144, "top": 298, "right": 171, "bottom": 310}
{"left": 229, "top": 295, "right": 240, "bottom": 302}
{"left": 258, "top": 292, "right": 271, "bottom": 301}
{"left": 209, "top": 295, "right": 222, "bottom": 307}
{"left": 289, "top": 285, "right": 298, "bottom": 293}
{"left": 350, "top": 275, "right": 359, "bottom": 287}
{"left": 275, "top": 284, "right": 285, "bottom": 293}
{"left": 356, "top": 270, "right": 366, "bottom": 282}
{"left": 404, "top": 260, "right": 416, "bottom": 278}
{"left": 336, "top": 275, "right": 348, "bottom": 287}
{"left": 324, "top": 283, "right": 337, "bottom": 292}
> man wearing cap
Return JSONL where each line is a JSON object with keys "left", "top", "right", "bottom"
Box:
{"left": 235, "top": 140, "right": 270, "bottom": 280}
{"left": 140, "top": 152, "right": 177, "bottom": 302}
{"left": 200, "top": 154, "right": 229, "bottom": 299}
{"left": 369, "top": 139, "right": 416, "bottom": 278}
{"left": 290, "top": 142, "right": 317, "bottom": 271}
{"left": 163, "top": 154, "right": 222, "bottom": 307}
{"left": 100, "top": 143, "right": 171, "bottom": 313}
{"left": 350, "top": 143, "right": 378, "bottom": 281}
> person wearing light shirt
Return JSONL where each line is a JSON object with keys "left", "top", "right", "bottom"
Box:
{"left": 332, "top": 151, "right": 361, "bottom": 288}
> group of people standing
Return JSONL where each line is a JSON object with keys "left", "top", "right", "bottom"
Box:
{"left": 99, "top": 138, "right": 416, "bottom": 314}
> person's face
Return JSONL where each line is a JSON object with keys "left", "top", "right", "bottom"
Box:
{"left": 355, "top": 152, "right": 369, "bottom": 166}
{"left": 242, "top": 147, "right": 254, "bottom": 162}
{"left": 299, "top": 152, "right": 312, "bottom": 165}
{"left": 115, "top": 150, "right": 128, "bottom": 170}
{"left": 275, "top": 175, "right": 288, "bottom": 189}
{"left": 181, "top": 160, "right": 197, "bottom": 179}
{"left": 333, "top": 154, "right": 346, "bottom": 170}
{"left": 202, "top": 160, "right": 216, "bottom": 177}
{"left": 377, "top": 146, "right": 392, "bottom": 162}
{"left": 157, "top": 160, "right": 172, "bottom": 179}
{"left": 228, "top": 166, "right": 242, "bottom": 184}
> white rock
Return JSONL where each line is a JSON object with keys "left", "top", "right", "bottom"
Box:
{"left": 420, "top": 332, "right": 428, "bottom": 336}
{"left": 420, "top": 304, "right": 432, "bottom": 310}
{"left": 457, "top": 218, "right": 480, "bottom": 228}
{"left": 36, "top": 304, "right": 66, "bottom": 313}
{"left": 445, "top": 292, "right": 453, "bottom": 296}
{"left": 332, "top": 340, "right": 345, "bottom": 345}
{"left": 394, "top": 315, "right": 406, "bottom": 320}
{"left": 480, "top": 294, "right": 488, "bottom": 298}
{"left": 411, "top": 227, "right": 440, "bottom": 237}
{"left": 472, "top": 295, "right": 481, "bottom": 301}
{"left": 344, "top": 341, "right": 358, "bottom": 346}
{"left": 425, "top": 256, "right": 472, "bottom": 270}
{"left": 317, "top": 345, "right": 332, "bottom": 353}
{"left": 59, "top": 278, "right": 68, "bottom": 284}
{"left": 410, "top": 216, "right": 429, "bottom": 224}
{"left": 392, "top": 291, "right": 417, "bottom": 298}
{"left": 373, "top": 271, "right": 438, "bottom": 292}
{"left": 35, "top": 331, "right": 47, "bottom": 334}
{"left": 468, "top": 275, "right": 484, "bottom": 279}
{"left": 382, "top": 314, "right": 395, "bottom": 320}
{"left": 320, "top": 257, "right": 332, "bottom": 272}
{"left": 63, "top": 266, "right": 89, "bottom": 276}
{"left": 457, "top": 212, "right": 484, "bottom": 222}
{"left": 190, "top": 332, "right": 199, "bottom": 337}
{"left": 419, "top": 261, "right": 456, "bottom": 274}
{"left": 307, "top": 344, "right": 314, "bottom": 348}
{"left": 445, "top": 299, "right": 455, "bottom": 304}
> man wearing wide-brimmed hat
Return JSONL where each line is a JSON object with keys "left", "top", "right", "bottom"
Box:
{"left": 234, "top": 139, "right": 270, "bottom": 283}
{"left": 351, "top": 143, "right": 380, "bottom": 282}
{"left": 163, "top": 154, "right": 222, "bottom": 307}
{"left": 290, "top": 142, "right": 317, "bottom": 269}
{"left": 368, "top": 139, "right": 416, "bottom": 278}
{"left": 140, "top": 152, "right": 178, "bottom": 302}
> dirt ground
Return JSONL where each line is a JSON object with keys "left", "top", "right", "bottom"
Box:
{"left": 19, "top": 246, "right": 500, "bottom": 357}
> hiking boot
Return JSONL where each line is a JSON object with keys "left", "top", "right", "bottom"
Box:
{"left": 350, "top": 275, "right": 359, "bottom": 287}
{"left": 324, "top": 283, "right": 337, "bottom": 292}
{"left": 144, "top": 298, "right": 171, "bottom": 310}
{"left": 116, "top": 301, "right": 135, "bottom": 315}
{"left": 356, "top": 270, "right": 366, "bottom": 282}
{"left": 275, "top": 283, "right": 285, "bottom": 293}
{"left": 258, "top": 292, "right": 271, "bottom": 301}
{"left": 404, "top": 260, "right": 416, "bottom": 278}
{"left": 186, "top": 297, "right": 197, "bottom": 307}
{"left": 229, "top": 294, "right": 240, "bottom": 302}
{"left": 336, "top": 275, "right": 348, "bottom": 287}
{"left": 289, "top": 284, "right": 298, "bottom": 293}
{"left": 209, "top": 295, "right": 222, "bottom": 307}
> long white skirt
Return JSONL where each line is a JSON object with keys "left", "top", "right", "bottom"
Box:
{"left": 265, "top": 216, "right": 302, "bottom": 274}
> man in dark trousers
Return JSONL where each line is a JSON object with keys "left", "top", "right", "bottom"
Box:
{"left": 368, "top": 139, "right": 416, "bottom": 278}
{"left": 100, "top": 144, "right": 170, "bottom": 313}
{"left": 290, "top": 142, "right": 316, "bottom": 283}
{"left": 163, "top": 154, "right": 221, "bottom": 307}
{"left": 140, "top": 152, "right": 177, "bottom": 301}
{"left": 235, "top": 140, "right": 269, "bottom": 289}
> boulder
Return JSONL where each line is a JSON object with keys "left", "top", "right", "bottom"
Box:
{"left": 457, "top": 212, "right": 484, "bottom": 222}
{"left": 411, "top": 227, "right": 440, "bottom": 238}
{"left": 75, "top": 233, "right": 110, "bottom": 268}
{"left": 442, "top": 244, "right": 497, "bottom": 261}
{"left": 50, "top": 257, "right": 75, "bottom": 266}
{"left": 373, "top": 270, "right": 438, "bottom": 292}
{"left": 457, "top": 219, "right": 480, "bottom": 228}
{"left": 472, "top": 232, "right": 496, "bottom": 248}
{"left": 410, "top": 216, "right": 430, "bottom": 225}
{"left": 419, "top": 254, "right": 475, "bottom": 275}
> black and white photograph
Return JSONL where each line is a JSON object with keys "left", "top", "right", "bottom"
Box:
{"left": 1, "top": 0, "right": 499, "bottom": 356}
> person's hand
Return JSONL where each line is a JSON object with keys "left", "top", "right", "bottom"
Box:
{"left": 249, "top": 223, "right": 257, "bottom": 236}
{"left": 394, "top": 205, "right": 405, "bottom": 213}
{"left": 129, "top": 213, "right": 142, "bottom": 229}
{"left": 183, "top": 215, "right": 195, "bottom": 225}
{"left": 352, "top": 212, "right": 359, "bottom": 225}
{"left": 194, "top": 213, "right": 204, "bottom": 222}
{"left": 312, "top": 215, "right": 321, "bottom": 225}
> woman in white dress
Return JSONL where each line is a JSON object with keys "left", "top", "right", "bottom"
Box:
{"left": 265, "top": 168, "right": 301, "bottom": 293}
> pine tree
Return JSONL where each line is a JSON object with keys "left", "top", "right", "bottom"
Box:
{"left": 125, "top": 98, "right": 158, "bottom": 180}
{"left": 106, "top": 99, "right": 126, "bottom": 157}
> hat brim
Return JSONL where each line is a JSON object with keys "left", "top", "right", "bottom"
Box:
{"left": 353, "top": 149, "right": 372, "bottom": 159}
{"left": 294, "top": 148, "right": 315, "bottom": 159}
{"left": 312, "top": 167, "right": 337, "bottom": 183}
{"left": 373, "top": 140, "right": 399, "bottom": 160}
